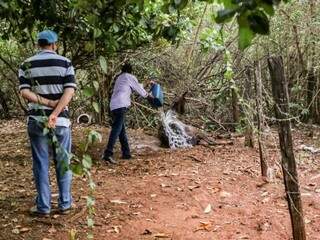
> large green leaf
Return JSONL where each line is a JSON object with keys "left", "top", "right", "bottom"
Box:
{"left": 99, "top": 56, "right": 108, "bottom": 74}
{"left": 239, "top": 26, "right": 255, "bottom": 50}
{"left": 237, "top": 12, "right": 255, "bottom": 50}
{"left": 82, "top": 154, "right": 92, "bottom": 169}
{"left": 92, "top": 102, "right": 100, "bottom": 113}
{"left": 93, "top": 81, "right": 99, "bottom": 91}
{"left": 247, "top": 10, "right": 270, "bottom": 35}
{"left": 260, "top": 0, "right": 275, "bottom": 16}
{"left": 216, "top": 0, "right": 237, "bottom": 8}
{"left": 70, "top": 163, "right": 84, "bottom": 176}
{"left": 88, "top": 130, "right": 102, "bottom": 145}
{"left": 83, "top": 87, "right": 94, "bottom": 98}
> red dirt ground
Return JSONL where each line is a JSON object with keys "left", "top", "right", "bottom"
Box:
{"left": 0, "top": 120, "right": 319, "bottom": 240}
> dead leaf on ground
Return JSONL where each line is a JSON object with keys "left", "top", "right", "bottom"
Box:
{"left": 110, "top": 199, "right": 127, "bottom": 204}
{"left": 204, "top": 204, "right": 212, "bottom": 214}
{"left": 219, "top": 191, "right": 232, "bottom": 198}
{"left": 48, "top": 226, "right": 57, "bottom": 234}
{"left": 20, "top": 227, "right": 30, "bottom": 233}
{"left": 188, "top": 185, "right": 200, "bottom": 190}
{"left": 194, "top": 221, "right": 213, "bottom": 232}
{"left": 153, "top": 233, "right": 171, "bottom": 238}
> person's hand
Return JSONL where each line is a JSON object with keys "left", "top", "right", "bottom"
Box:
{"left": 48, "top": 100, "right": 59, "bottom": 108}
{"left": 147, "top": 93, "right": 154, "bottom": 100}
{"left": 48, "top": 113, "right": 58, "bottom": 128}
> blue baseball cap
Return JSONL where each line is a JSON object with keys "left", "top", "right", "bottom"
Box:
{"left": 37, "top": 30, "right": 58, "bottom": 44}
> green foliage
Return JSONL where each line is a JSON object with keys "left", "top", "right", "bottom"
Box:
{"left": 99, "top": 56, "right": 107, "bottom": 74}
{"left": 92, "top": 102, "right": 100, "bottom": 113}
{"left": 210, "top": 0, "right": 288, "bottom": 49}
{"left": 83, "top": 87, "right": 95, "bottom": 98}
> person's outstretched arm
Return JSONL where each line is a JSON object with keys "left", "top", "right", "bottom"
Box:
{"left": 129, "top": 75, "right": 149, "bottom": 97}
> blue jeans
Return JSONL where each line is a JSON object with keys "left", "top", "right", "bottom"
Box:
{"left": 27, "top": 119, "right": 72, "bottom": 213}
{"left": 104, "top": 107, "right": 130, "bottom": 158}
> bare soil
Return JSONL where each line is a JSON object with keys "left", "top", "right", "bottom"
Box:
{"left": 0, "top": 119, "right": 320, "bottom": 240}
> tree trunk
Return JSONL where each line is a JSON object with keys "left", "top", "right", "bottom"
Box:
{"left": 0, "top": 89, "right": 10, "bottom": 118}
{"left": 306, "top": 69, "right": 318, "bottom": 122}
{"left": 244, "top": 67, "right": 254, "bottom": 148}
{"left": 254, "top": 61, "right": 268, "bottom": 177}
{"left": 231, "top": 88, "right": 240, "bottom": 127}
{"left": 268, "top": 56, "right": 306, "bottom": 240}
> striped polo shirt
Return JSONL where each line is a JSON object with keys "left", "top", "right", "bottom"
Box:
{"left": 18, "top": 50, "right": 76, "bottom": 127}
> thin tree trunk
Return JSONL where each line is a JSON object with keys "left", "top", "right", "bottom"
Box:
{"left": 231, "top": 87, "right": 240, "bottom": 127}
{"left": 186, "top": 3, "right": 208, "bottom": 71}
{"left": 0, "top": 89, "right": 10, "bottom": 118}
{"left": 306, "top": 70, "right": 317, "bottom": 122}
{"left": 244, "top": 67, "right": 254, "bottom": 148}
{"left": 268, "top": 56, "right": 306, "bottom": 240}
{"left": 254, "top": 61, "right": 268, "bottom": 177}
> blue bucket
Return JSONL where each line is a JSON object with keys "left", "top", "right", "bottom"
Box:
{"left": 149, "top": 83, "right": 164, "bottom": 108}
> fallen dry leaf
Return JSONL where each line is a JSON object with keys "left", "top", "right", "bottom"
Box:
{"left": 194, "top": 221, "right": 213, "bottom": 232}
{"left": 12, "top": 228, "right": 19, "bottom": 234}
{"left": 48, "top": 226, "right": 57, "bottom": 234}
{"left": 204, "top": 204, "right": 212, "bottom": 214}
{"left": 219, "top": 191, "right": 232, "bottom": 198}
{"left": 153, "top": 233, "right": 171, "bottom": 238}
{"left": 188, "top": 185, "right": 200, "bottom": 190}
{"left": 110, "top": 199, "right": 127, "bottom": 204}
{"left": 20, "top": 227, "right": 30, "bottom": 233}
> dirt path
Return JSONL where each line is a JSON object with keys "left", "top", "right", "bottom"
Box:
{"left": 0, "top": 120, "right": 320, "bottom": 240}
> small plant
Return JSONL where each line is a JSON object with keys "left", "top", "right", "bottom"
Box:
{"left": 69, "top": 129, "right": 102, "bottom": 240}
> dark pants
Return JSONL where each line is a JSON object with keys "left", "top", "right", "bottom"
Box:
{"left": 104, "top": 107, "right": 131, "bottom": 158}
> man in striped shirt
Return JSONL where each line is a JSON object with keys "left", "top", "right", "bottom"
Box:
{"left": 19, "top": 30, "right": 76, "bottom": 217}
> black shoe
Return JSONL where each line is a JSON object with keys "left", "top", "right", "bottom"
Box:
{"left": 29, "top": 206, "right": 50, "bottom": 218}
{"left": 59, "top": 208, "right": 72, "bottom": 215}
{"left": 103, "top": 155, "right": 117, "bottom": 164}
{"left": 121, "top": 155, "right": 132, "bottom": 160}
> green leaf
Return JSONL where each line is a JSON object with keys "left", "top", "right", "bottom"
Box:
{"left": 70, "top": 164, "right": 84, "bottom": 176}
{"left": 87, "top": 217, "right": 94, "bottom": 228}
{"left": 87, "top": 233, "right": 94, "bottom": 239}
{"left": 83, "top": 87, "right": 94, "bottom": 97}
{"left": 93, "top": 28, "right": 102, "bottom": 38}
{"left": 215, "top": 9, "right": 236, "bottom": 24}
{"left": 217, "top": 0, "right": 237, "bottom": 9}
{"left": 82, "top": 154, "right": 92, "bottom": 169}
{"left": 79, "top": 142, "right": 86, "bottom": 152}
{"left": 86, "top": 196, "right": 95, "bottom": 207}
{"left": 88, "top": 130, "right": 102, "bottom": 144}
{"left": 112, "top": 24, "right": 119, "bottom": 33}
{"left": 99, "top": 56, "right": 107, "bottom": 74}
{"left": 247, "top": 10, "right": 270, "bottom": 35}
{"left": 93, "top": 81, "right": 99, "bottom": 91}
{"left": 260, "top": 1, "right": 275, "bottom": 16}
{"left": 92, "top": 102, "right": 100, "bottom": 113}
{"left": 43, "top": 128, "right": 49, "bottom": 135}
{"left": 239, "top": 26, "right": 255, "bottom": 50}
{"left": 89, "top": 180, "right": 96, "bottom": 190}
{"left": 0, "top": 1, "right": 8, "bottom": 8}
